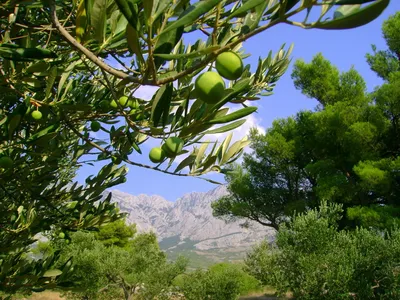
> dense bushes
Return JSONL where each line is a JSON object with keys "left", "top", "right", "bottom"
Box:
{"left": 35, "top": 229, "right": 187, "bottom": 300}
{"left": 246, "top": 202, "right": 400, "bottom": 299}
{"left": 175, "top": 262, "right": 261, "bottom": 300}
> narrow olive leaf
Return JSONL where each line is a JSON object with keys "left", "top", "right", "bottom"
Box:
{"left": 151, "top": 85, "right": 166, "bottom": 124}
{"left": 179, "top": 123, "right": 213, "bottom": 138}
{"left": 76, "top": 0, "right": 87, "bottom": 43}
{"left": 91, "top": 0, "right": 107, "bottom": 42}
{"left": 84, "top": 0, "right": 95, "bottom": 25}
{"left": 154, "top": 26, "right": 184, "bottom": 69}
{"left": 153, "top": 0, "right": 173, "bottom": 23}
{"left": 175, "top": 154, "right": 196, "bottom": 173}
{"left": 33, "top": 132, "right": 58, "bottom": 147}
{"left": 8, "top": 115, "right": 21, "bottom": 139}
{"left": 202, "top": 177, "right": 223, "bottom": 184}
{"left": 334, "top": 4, "right": 360, "bottom": 18}
{"left": 187, "top": 99, "right": 204, "bottom": 121}
{"left": 153, "top": 45, "right": 219, "bottom": 60}
{"left": 45, "top": 66, "right": 57, "bottom": 100}
{"left": 27, "top": 123, "right": 60, "bottom": 142}
{"left": 195, "top": 141, "right": 209, "bottom": 167}
{"left": 315, "top": 0, "right": 389, "bottom": 30}
{"left": 115, "top": 0, "right": 139, "bottom": 31}
{"left": 200, "top": 155, "right": 217, "bottom": 172}
{"left": 270, "top": 0, "right": 300, "bottom": 21}
{"left": 242, "top": 0, "right": 269, "bottom": 31}
{"left": 229, "top": 0, "right": 264, "bottom": 19}
{"left": 333, "top": 0, "right": 376, "bottom": 4}
{"left": 161, "top": 84, "right": 173, "bottom": 127}
{"left": 151, "top": 84, "right": 172, "bottom": 127}
{"left": 227, "top": 148, "right": 245, "bottom": 164}
{"left": 0, "top": 45, "right": 57, "bottom": 60}
{"left": 204, "top": 119, "right": 247, "bottom": 135}
{"left": 222, "top": 138, "right": 250, "bottom": 165}
{"left": 171, "top": 104, "right": 185, "bottom": 129}
{"left": 162, "top": 0, "right": 220, "bottom": 34}
{"left": 58, "top": 60, "right": 79, "bottom": 98}
{"left": 221, "top": 140, "right": 242, "bottom": 165}
{"left": 131, "top": 141, "right": 142, "bottom": 154}
{"left": 206, "top": 106, "right": 258, "bottom": 125}
{"left": 126, "top": 24, "right": 144, "bottom": 63}
{"left": 212, "top": 107, "right": 230, "bottom": 119}
{"left": 221, "top": 132, "right": 233, "bottom": 158}
{"left": 143, "top": 0, "right": 154, "bottom": 26}
{"left": 0, "top": 115, "right": 7, "bottom": 126}
{"left": 212, "top": 78, "right": 251, "bottom": 111}
{"left": 25, "top": 61, "right": 49, "bottom": 74}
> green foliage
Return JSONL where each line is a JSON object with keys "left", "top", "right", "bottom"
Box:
{"left": 367, "top": 12, "right": 400, "bottom": 79}
{"left": 94, "top": 219, "right": 136, "bottom": 248}
{"left": 292, "top": 53, "right": 341, "bottom": 106}
{"left": 246, "top": 202, "right": 400, "bottom": 299}
{"left": 53, "top": 230, "right": 187, "bottom": 300}
{"left": 214, "top": 12, "right": 400, "bottom": 230}
{"left": 244, "top": 241, "right": 281, "bottom": 288}
{"left": 176, "top": 262, "right": 261, "bottom": 300}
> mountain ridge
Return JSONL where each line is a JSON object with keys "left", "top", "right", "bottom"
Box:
{"left": 110, "top": 185, "right": 274, "bottom": 265}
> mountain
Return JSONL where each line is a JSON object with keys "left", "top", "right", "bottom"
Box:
{"left": 110, "top": 185, "right": 274, "bottom": 267}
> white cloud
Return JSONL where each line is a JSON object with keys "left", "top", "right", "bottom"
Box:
{"left": 133, "top": 85, "right": 159, "bottom": 100}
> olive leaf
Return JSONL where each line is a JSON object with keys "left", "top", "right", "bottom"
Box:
{"left": 314, "top": 0, "right": 389, "bottom": 30}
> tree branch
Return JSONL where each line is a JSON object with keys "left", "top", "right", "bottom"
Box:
{"left": 49, "top": 2, "right": 141, "bottom": 84}
{"left": 62, "top": 115, "right": 221, "bottom": 183}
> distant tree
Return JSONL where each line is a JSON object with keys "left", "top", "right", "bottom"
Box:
{"left": 367, "top": 12, "right": 400, "bottom": 80}
{"left": 94, "top": 219, "right": 136, "bottom": 248}
{"left": 213, "top": 12, "right": 400, "bottom": 230}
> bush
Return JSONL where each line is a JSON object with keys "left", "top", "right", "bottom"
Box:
{"left": 245, "top": 202, "right": 400, "bottom": 299}
{"left": 52, "top": 231, "right": 187, "bottom": 300}
{"left": 176, "top": 262, "right": 261, "bottom": 300}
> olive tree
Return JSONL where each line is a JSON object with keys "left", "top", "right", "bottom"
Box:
{"left": 0, "top": 0, "right": 390, "bottom": 295}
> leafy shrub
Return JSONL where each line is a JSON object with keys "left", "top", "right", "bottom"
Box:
{"left": 176, "top": 262, "right": 260, "bottom": 300}
{"left": 53, "top": 231, "right": 187, "bottom": 300}
{"left": 246, "top": 202, "right": 400, "bottom": 299}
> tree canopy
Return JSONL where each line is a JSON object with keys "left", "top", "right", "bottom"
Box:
{"left": 0, "top": 0, "right": 391, "bottom": 295}
{"left": 213, "top": 11, "right": 400, "bottom": 230}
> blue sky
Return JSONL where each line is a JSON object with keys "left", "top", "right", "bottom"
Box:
{"left": 76, "top": 2, "right": 400, "bottom": 201}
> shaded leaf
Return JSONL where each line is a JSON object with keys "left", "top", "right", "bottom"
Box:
{"left": 126, "top": 24, "right": 144, "bottom": 63}
{"left": 91, "top": 0, "right": 107, "bottom": 42}
{"left": 315, "top": 0, "right": 389, "bottom": 30}
{"left": 162, "top": 0, "right": 220, "bottom": 34}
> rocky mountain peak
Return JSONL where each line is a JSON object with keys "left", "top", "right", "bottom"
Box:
{"left": 110, "top": 185, "right": 274, "bottom": 255}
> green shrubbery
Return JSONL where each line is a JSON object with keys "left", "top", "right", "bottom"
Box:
{"left": 175, "top": 262, "right": 261, "bottom": 300}
{"left": 246, "top": 202, "right": 400, "bottom": 299}
{"left": 34, "top": 223, "right": 187, "bottom": 300}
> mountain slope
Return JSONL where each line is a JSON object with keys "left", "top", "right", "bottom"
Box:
{"left": 111, "top": 185, "right": 274, "bottom": 266}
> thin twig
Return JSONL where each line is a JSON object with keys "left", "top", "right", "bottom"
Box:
{"left": 109, "top": 53, "right": 137, "bottom": 73}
